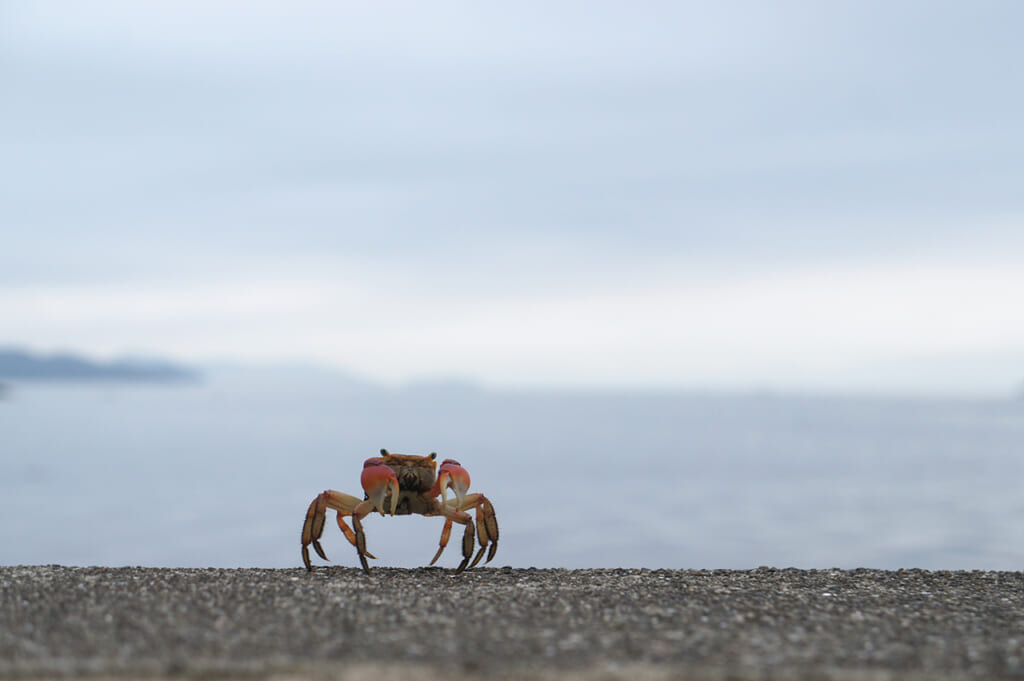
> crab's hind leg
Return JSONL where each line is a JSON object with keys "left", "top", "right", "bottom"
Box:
{"left": 301, "top": 492, "right": 329, "bottom": 569}
{"left": 301, "top": 490, "right": 366, "bottom": 571}
{"left": 454, "top": 493, "right": 499, "bottom": 568}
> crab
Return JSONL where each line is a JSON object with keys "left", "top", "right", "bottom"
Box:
{"left": 301, "top": 449, "right": 499, "bottom": 574}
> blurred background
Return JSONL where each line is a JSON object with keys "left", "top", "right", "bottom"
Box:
{"left": 2, "top": 1, "right": 1023, "bottom": 570}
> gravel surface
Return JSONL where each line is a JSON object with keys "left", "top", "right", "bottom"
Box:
{"left": 2, "top": 565, "right": 1024, "bottom": 680}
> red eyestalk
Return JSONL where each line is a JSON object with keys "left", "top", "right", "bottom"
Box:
{"left": 361, "top": 457, "right": 399, "bottom": 515}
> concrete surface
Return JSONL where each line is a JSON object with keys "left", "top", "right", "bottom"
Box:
{"left": 2, "top": 565, "right": 1024, "bottom": 680}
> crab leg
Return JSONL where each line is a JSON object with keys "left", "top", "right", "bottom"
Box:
{"left": 427, "top": 506, "right": 477, "bottom": 573}
{"left": 428, "top": 458, "right": 499, "bottom": 570}
{"left": 429, "top": 459, "right": 484, "bottom": 568}
{"left": 429, "top": 494, "right": 498, "bottom": 570}
{"left": 464, "top": 493, "right": 499, "bottom": 567}
{"left": 438, "top": 493, "right": 498, "bottom": 568}
{"left": 428, "top": 518, "right": 453, "bottom": 566}
{"left": 335, "top": 513, "right": 376, "bottom": 559}
{"left": 302, "top": 490, "right": 365, "bottom": 570}
{"left": 302, "top": 459, "right": 402, "bottom": 574}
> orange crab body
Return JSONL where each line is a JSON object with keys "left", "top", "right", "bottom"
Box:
{"left": 301, "top": 449, "right": 499, "bottom": 574}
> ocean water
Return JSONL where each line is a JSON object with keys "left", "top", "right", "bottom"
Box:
{"left": 2, "top": 373, "right": 1023, "bottom": 570}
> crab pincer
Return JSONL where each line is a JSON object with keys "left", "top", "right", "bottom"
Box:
{"left": 433, "top": 458, "right": 471, "bottom": 508}
{"left": 361, "top": 457, "right": 400, "bottom": 516}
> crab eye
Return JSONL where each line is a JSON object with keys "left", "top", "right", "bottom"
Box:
{"left": 430, "top": 452, "right": 437, "bottom": 460}
{"left": 380, "top": 448, "right": 390, "bottom": 456}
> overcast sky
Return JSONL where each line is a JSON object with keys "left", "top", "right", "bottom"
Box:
{"left": 2, "top": 2, "right": 1023, "bottom": 394}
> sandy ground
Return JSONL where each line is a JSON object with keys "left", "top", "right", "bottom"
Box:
{"left": 2, "top": 565, "right": 1024, "bottom": 680}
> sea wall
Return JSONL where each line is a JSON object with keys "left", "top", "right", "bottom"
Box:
{"left": 2, "top": 566, "right": 1022, "bottom": 680}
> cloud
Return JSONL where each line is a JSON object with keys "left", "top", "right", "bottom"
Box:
{"left": 4, "top": 259, "right": 1023, "bottom": 393}
{"left": 2, "top": 2, "right": 1024, "bottom": 393}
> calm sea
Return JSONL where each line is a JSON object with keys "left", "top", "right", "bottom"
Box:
{"left": 2, "top": 373, "right": 1023, "bottom": 570}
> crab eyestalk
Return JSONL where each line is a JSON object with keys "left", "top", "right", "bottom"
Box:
{"left": 361, "top": 457, "right": 400, "bottom": 516}
{"left": 436, "top": 459, "right": 470, "bottom": 508}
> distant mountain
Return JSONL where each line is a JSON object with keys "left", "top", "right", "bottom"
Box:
{"left": 0, "top": 348, "right": 200, "bottom": 382}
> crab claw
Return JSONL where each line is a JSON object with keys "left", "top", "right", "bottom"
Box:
{"left": 361, "top": 457, "right": 399, "bottom": 516}
{"left": 435, "top": 458, "right": 471, "bottom": 508}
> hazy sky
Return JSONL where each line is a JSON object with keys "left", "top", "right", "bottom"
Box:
{"left": 3, "top": 2, "right": 1023, "bottom": 394}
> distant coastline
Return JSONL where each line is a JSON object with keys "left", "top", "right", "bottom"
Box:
{"left": 0, "top": 348, "right": 200, "bottom": 383}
